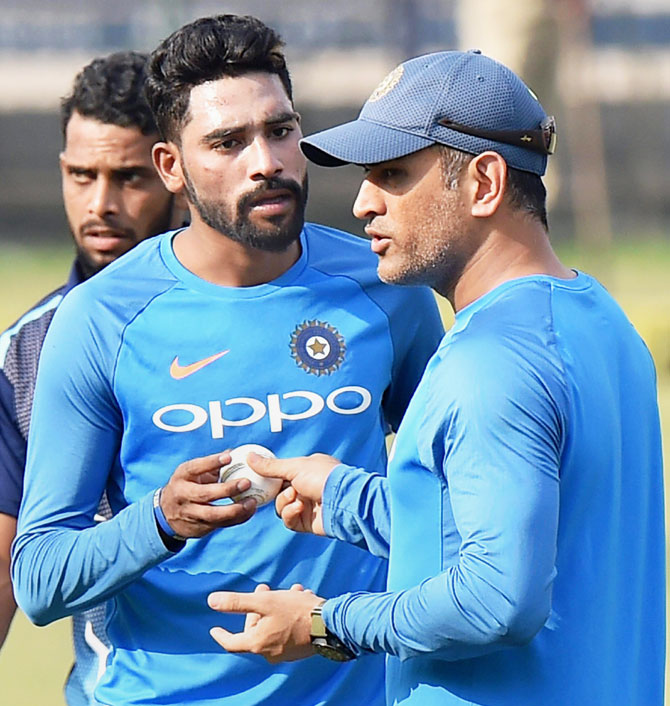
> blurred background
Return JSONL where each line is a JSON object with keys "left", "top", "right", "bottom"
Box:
{"left": 0, "top": 0, "right": 668, "bottom": 703}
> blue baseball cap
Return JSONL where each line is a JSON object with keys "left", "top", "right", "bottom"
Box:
{"left": 300, "top": 50, "right": 555, "bottom": 176}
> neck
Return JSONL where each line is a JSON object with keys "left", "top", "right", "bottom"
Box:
{"left": 448, "top": 217, "right": 574, "bottom": 312}
{"left": 172, "top": 220, "right": 301, "bottom": 287}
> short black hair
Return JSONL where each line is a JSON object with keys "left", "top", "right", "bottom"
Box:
{"left": 145, "top": 14, "right": 292, "bottom": 143}
{"left": 439, "top": 145, "right": 548, "bottom": 229}
{"left": 505, "top": 167, "right": 548, "bottom": 230}
{"left": 60, "top": 51, "right": 157, "bottom": 143}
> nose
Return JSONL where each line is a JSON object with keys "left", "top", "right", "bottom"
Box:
{"left": 353, "top": 178, "right": 385, "bottom": 221}
{"left": 248, "top": 137, "right": 283, "bottom": 181}
{"left": 88, "top": 176, "right": 119, "bottom": 217}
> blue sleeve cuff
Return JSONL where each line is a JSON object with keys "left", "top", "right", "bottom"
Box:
{"left": 323, "top": 464, "right": 390, "bottom": 558}
{"left": 322, "top": 591, "right": 398, "bottom": 658}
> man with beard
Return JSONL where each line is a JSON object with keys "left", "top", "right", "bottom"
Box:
{"left": 0, "top": 51, "right": 185, "bottom": 704}
{"left": 11, "top": 15, "right": 443, "bottom": 706}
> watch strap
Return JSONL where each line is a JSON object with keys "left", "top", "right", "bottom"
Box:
{"left": 310, "top": 601, "right": 356, "bottom": 661}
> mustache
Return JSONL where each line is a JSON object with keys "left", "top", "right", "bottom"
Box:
{"left": 238, "top": 177, "right": 306, "bottom": 212}
{"left": 79, "top": 218, "right": 135, "bottom": 239}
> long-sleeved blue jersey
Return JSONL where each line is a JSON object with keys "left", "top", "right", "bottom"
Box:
{"left": 13, "top": 224, "right": 444, "bottom": 706}
{"left": 322, "top": 273, "right": 665, "bottom": 705}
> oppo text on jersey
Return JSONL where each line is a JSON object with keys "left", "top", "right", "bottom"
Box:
{"left": 152, "top": 385, "right": 372, "bottom": 438}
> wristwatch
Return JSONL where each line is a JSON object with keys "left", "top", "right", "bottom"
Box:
{"left": 310, "top": 601, "right": 356, "bottom": 661}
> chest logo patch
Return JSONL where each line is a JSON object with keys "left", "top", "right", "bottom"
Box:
{"left": 170, "top": 349, "right": 230, "bottom": 380}
{"left": 290, "top": 320, "right": 345, "bottom": 376}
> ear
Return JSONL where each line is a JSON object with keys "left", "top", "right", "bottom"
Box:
{"left": 466, "top": 151, "right": 507, "bottom": 218}
{"left": 152, "top": 141, "right": 186, "bottom": 196}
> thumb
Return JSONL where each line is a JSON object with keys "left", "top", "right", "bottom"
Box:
{"left": 247, "top": 453, "right": 299, "bottom": 482}
{"left": 210, "top": 626, "right": 242, "bottom": 652}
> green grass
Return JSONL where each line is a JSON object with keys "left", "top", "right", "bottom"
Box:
{"left": 0, "top": 611, "right": 71, "bottom": 705}
{"left": 0, "top": 238, "right": 668, "bottom": 704}
{"left": 0, "top": 244, "right": 73, "bottom": 327}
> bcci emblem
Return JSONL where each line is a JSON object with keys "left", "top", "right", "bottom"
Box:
{"left": 368, "top": 64, "right": 404, "bottom": 102}
{"left": 290, "top": 320, "right": 346, "bottom": 376}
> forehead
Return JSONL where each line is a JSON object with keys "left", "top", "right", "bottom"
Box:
{"left": 63, "top": 112, "right": 156, "bottom": 166}
{"left": 185, "top": 72, "right": 293, "bottom": 134}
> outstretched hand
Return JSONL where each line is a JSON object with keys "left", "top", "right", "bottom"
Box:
{"left": 247, "top": 453, "right": 340, "bottom": 535}
{"left": 208, "top": 584, "right": 323, "bottom": 663}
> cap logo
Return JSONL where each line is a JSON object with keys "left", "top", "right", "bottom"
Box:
{"left": 368, "top": 65, "right": 404, "bottom": 103}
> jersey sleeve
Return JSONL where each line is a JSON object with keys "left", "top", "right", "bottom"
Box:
{"left": 0, "top": 370, "right": 25, "bottom": 518}
{"left": 322, "top": 464, "right": 391, "bottom": 558}
{"left": 11, "top": 288, "right": 174, "bottom": 626}
{"left": 323, "top": 331, "right": 566, "bottom": 661}
{"left": 380, "top": 287, "right": 444, "bottom": 432}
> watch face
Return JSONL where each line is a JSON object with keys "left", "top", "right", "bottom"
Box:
{"left": 313, "top": 641, "right": 355, "bottom": 662}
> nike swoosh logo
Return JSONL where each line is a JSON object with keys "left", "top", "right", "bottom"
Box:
{"left": 169, "top": 350, "right": 230, "bottom": 380}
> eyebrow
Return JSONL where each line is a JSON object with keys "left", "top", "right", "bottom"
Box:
{"left": 201, "top": 111, "right": 300, "bottom": 144}
{"left": 65, "top": 164, "right": 154, "bottom": 176}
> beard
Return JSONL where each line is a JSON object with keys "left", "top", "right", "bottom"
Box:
{"left": 376, "top": 192, "right": 471, "bottom": 299}
{"left": 74, "top": 194, "right": 178, "bottom": 279}
{"left": 182, "top": 167, "right": 308, "bottom": 253}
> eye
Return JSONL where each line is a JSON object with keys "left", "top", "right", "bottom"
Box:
{"left": 117, "top": 171, "right": 142, "bottom": 185}
{"left": 368, "top": 166, "right": 403, "bottom": 185}
{"left": 382, "top": 168, "right": 402, "bottom": 180}
{"left": 213, "top": 138, "right": 240, "bottom": 151}
{"left": 68, "top": 168, "right": 94, "bottom": 184}
{"left": 271, "top": 125, "right": 292, "bottom": 139}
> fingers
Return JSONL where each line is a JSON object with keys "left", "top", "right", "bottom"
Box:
{"left": 208, "top": 587, "right": 322, "bottom": 664}
{"left": 248, "top": 453, "right": 300, "bottom": 481}
{"left": 274, "top": 485, "right": 297, "bottom": 516}
{"left": 245, "top": 583, "right": 270, "bottom": 630}
{"left": 175, "top": 451, "right": 231, "bottom": 482}
{"left": 160, "top": 449, "right": 265, "bottom": 538}
{"left": 210, "top": 626, "right": 270, "bottom": 656}
{"left": 280, "top": 498, "right": 309, "bottom": 532}
{"left": 190, "top": 498, "right": 257, "bottom": 526}
{"left": 161, "top": 486, "right": 257, "bottom": 539}
{"left": 209, "top": 626, "right": 242, "bottom": 652}
{"left": 208, "top": 590, "right": 265, "bottom": 615}
{"left": 290, "top": 583, "right": 314, "bottom": 595}
{"left": 195, "top": 450, "right": 231, "bottom": 485}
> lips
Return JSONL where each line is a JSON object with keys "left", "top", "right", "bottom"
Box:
{"left": 247, "top": 189, "right": 294, "bottom": 215}
{"left": 81, "top": 225, "right": 134, "bottom": 253}
{"left": 83, "top": 229, "right": 128, "bottom": 239}
{"left": 366, "top": 228, "right": 392, "bottom": 255}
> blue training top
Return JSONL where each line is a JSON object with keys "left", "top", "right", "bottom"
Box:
{"left": 12, "top": 224, "right": 443, "bottom": 706}
{"left": 322, "top": 272, "right": 665, "bottom": 705}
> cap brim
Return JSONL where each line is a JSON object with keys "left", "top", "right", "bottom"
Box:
{"left": 300, "top": 118, "right": 434, "bottom": 167}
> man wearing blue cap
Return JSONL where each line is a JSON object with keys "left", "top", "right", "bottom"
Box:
{"left": 207, "top": 51, "right": 665, "bottom": 705}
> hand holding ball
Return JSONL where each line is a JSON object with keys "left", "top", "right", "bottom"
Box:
{"left": 219, "top": 444, "right": 282, "bottom": 507}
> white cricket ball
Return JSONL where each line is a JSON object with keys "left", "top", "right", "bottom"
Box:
{"left": 218, "top": 444, "right": 281, "bottom": 507}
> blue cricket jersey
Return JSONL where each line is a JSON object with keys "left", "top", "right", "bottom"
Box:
{"left": 12, "top": 224, "right": 443, "bottom": 705}
{"left": 322, "top": 273, "right": 665, "bottom": 705}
